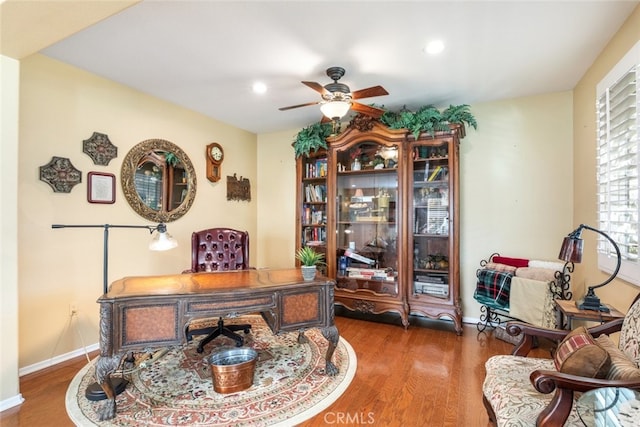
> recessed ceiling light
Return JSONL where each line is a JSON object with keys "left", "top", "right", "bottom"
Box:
{"left": 252, "top": 82, "right": 267, "bottom": 94}
{"left": 425, "top": 40, "right": 445, "bottom": 55}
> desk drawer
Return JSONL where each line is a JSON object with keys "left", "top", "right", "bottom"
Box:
{"left": 186, "top": 294, "right": 276, "bottom": 315}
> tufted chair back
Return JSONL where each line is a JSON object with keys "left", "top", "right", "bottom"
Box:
{"left": 188, "top": 228, "right": 249, "bottom": 272}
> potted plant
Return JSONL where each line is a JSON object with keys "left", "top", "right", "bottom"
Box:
{"left": 295, "top": 246, "right": 326, "bottom": 281}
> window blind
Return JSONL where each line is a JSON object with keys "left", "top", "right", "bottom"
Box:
{"left": 596, "top": 41, "right": 640, "bottom": 286}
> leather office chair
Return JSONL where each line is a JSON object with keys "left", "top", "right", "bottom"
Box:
{"left": 184, "top": 228, "right": 252, "bottom": 353}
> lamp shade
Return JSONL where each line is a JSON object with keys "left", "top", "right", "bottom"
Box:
{"left": 149, "top": 224, "right": 178, "bottom": 251}
{"left": 320, "top": 101, "right": 351, "bottom": 119}
{"left": 558, "top": 235, "right": 584, "bottom": 263}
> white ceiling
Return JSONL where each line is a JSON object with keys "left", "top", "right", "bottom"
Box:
{"left": 38, "top": 0, "right": 638, "bottom": 134}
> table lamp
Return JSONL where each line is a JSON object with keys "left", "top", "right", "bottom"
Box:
{"left": 558, "top": 224, "right": 621, "bottom": 312}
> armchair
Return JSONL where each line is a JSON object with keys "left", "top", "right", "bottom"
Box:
{"left": 483, "top": 294, "right": 640, "bottom": 426}
{"left": 184, "top": 228, "right": 252, "bottom": 353}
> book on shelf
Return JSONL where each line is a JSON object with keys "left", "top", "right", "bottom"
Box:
{"left": 415, "top": 274, "right": 448, "bottom": 284}
{"left": 347, "top": 267, "right": 394, "bottom": 281}
{"left": 305, "top": 158, "right": 327, "bottom": 178}
{"left": 304, "top": 184, "right": 326, "bottom": 203}
{"left": 414, "top": 282, "right": 449, "bottom": 296}
{"left": 344, "top": 249, "right": 376, "bottom": 265}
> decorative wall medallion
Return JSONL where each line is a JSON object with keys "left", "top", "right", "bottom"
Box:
{"left": 39, "top": 156, "right": 82, "bottom": 193}
{"left": 226, "top": 173, "right": 251, "bottom": 202}
{"left": 83, "top": 132, "right": 118, "bottom": 166}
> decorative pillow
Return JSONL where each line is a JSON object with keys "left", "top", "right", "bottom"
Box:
{"left": 554, "top": 326, "right": 611, "bottom": 378}
{"left": 595, "top": 334, "right": 640, "bottom": 380}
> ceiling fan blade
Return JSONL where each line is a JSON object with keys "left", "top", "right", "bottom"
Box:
{"left": 302, "top": 81, "right": 330, "bottom": 96}
{"left": 351, "top": 85, "right": 389, "bottom": 100}
{"left": 351, "top": 102, "right": 386, "bottom": 118}
{"left": 278, "top": 101, "right": 320, "bottom": 111}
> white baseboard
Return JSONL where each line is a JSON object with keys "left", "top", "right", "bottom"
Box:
{"left": 19, "top": 343, "right": 99, "bottom": 376}
{"left": 0, "top": 393, "right": 25, "bottom": 412}
{"left": 1, "top": 344, "right": 98, "bottom": 412}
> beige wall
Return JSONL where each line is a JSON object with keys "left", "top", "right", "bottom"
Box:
{"left": 572, "top": 6, "right": 640, "bottom": 311}
{"left": 256, "top": 129, "right": 299, "bottom": 269}
{"left": 18, "top": 54, "right": 257, "bottom": 369}
{"left": 460, "top": 92, "right": 574, "bottom": 317}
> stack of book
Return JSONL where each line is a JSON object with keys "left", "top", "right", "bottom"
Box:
{"left": 414, "top": 274, "right": 449, "bottom": 296}
{"left": 347, "top": 267, "right": 394, "bottom": 281}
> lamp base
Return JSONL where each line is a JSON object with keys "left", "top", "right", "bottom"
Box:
{"left": 576, "top": 296, "right": 610, "bottom": 313}
{"left": 85, "top": 377, "right": 128, "bottom": 401}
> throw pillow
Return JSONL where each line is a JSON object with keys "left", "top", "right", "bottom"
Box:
{"left": 554, "top": 326, "right": 611, "bottom": 378}
{"left": 595, "top": 334, "right": 640, "bottom": 381}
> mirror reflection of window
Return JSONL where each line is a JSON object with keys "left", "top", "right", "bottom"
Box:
{"left": 134, "top": 162, "right": 163, "bottom": 211}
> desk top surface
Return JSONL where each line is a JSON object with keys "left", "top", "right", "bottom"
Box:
{"left": 101, "top": 268, "right": 331, "bottom": 299}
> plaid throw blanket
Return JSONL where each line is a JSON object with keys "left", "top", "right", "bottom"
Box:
{"left": 474, "top": 268, "right": 513, "bottom": 309}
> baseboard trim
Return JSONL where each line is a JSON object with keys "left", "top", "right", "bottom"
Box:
{"left": 0, "top": 393, "right": 25, "bottom": 412}
{"left": 18, "top": 343, "right": 99, "bottom": 377}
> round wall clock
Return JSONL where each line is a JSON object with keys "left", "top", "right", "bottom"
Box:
{"left": 206, "top": 142, "right": 224, "bottom": 182}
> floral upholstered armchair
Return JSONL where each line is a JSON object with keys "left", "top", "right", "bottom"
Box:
{"left": 483, "top": 294, "right": 640, "bottom": 426}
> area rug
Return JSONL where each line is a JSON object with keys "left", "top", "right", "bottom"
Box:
{"left": 66, "top": 315, "right": 356, "bottom": 426}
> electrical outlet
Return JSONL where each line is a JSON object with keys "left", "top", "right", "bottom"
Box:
{"left": 69, "top": 303, "right": 78, "bottom": 317}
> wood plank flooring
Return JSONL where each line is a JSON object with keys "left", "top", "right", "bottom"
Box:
{"left": 0, "top": 311, "right": 550, "bottom": 426}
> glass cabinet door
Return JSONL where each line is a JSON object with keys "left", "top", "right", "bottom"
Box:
{"left": 410, "top": 141, "right": 451, "bottom": 299}
{"left": 334, "top": 141, "right": 399, "bottom": 295}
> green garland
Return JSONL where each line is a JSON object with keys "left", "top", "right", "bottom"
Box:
{"left": 293, "top": 104, "right": 477, "bottom": 157}
{"left": 292, "top": 122, "right": 333, "bottom": 158}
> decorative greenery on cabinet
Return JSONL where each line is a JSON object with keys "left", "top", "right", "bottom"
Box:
{"left": 292, "top": 104, "right": 477, "bottom": 157}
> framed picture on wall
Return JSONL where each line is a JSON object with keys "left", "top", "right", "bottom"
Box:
{"left": 87, "top": 172, "right": 115, "bottom": 204}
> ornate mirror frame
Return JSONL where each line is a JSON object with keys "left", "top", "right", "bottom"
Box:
{"left": 121, "top": 139, "right": 197, "bottom": 222}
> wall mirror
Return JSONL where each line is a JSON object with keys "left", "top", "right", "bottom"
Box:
{"left": 121, "top": 139, "right": 197, "bottom": 222}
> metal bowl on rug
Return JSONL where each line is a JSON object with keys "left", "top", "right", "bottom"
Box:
{"left": 207, "top": 347, "right": 258, "bottom": 393}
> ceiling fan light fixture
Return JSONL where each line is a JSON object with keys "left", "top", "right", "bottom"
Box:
{"left": 320, "top": 100, "right": 351, "bottom": 119}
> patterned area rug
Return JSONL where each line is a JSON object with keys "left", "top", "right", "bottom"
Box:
{"left": 66, "top": 316, "right": 356, "bottom": 426}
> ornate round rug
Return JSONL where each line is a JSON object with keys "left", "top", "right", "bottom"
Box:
{"left": 66, "top": 316, "right": 356, "bottom": 426}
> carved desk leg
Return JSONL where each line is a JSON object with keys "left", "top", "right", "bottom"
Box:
{"left": 95, "top": 301, "right": 125, "bottom": 421}
{"left": 95, "top": 353, "right": 125, "bottom": 421}
{"left": 321, "top": 325, "right": 339, "bottom": 376}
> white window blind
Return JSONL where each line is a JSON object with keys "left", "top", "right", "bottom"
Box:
{"left": 596, "top": 41, "right": 640, "bottom": 286}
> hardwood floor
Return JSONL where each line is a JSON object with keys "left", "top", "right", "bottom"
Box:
{"left": 0, "top": 311, "right": 549, "bottom": 426}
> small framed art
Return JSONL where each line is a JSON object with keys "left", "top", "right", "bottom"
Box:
{"left": 87, "top": 172, "right": 115, "bottom": 204}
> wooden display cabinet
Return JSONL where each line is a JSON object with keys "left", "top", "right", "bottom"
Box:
{"left": 295, "top": 118, "right": 464, "bottom": 334}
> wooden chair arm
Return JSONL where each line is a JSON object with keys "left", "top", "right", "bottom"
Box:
{"left": 506, "top": 317, "right": 625, "bottom": 357}
{"left": 505, "top": 321, "right": 571, "bottom": 356}
{"left": 531, "top": 369, "right": 640, "bottom": 394}
{"left": 587, "top": 318, "right": 624, "bottom": 337}
{"left": 530, "top": 369, "right": 640, "bottom": 426}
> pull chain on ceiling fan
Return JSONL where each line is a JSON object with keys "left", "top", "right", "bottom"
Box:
{"left": 279, "top": 66, "right": 389, "bottom": 120}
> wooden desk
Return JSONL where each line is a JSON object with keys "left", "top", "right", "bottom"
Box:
{"left": 94, "top": 268, "right": 338, "bottom": 421}
{"left": 555, "top": 299, "right": 625, "bottom": 330}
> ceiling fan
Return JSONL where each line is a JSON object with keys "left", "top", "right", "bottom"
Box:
{"left": 279, "top": 66, "right": 389, "bottom": 120}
